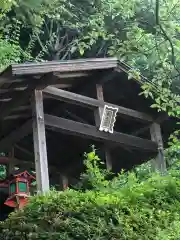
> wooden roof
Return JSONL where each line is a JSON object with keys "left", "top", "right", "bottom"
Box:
{"left": 0, "top": 57, "right": 177, "bottom": 176}
{"left": 0, "top": 57, "right": 149, "bottom": 121}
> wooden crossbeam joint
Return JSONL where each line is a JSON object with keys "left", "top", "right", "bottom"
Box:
{"left": 44, "top": 114, "right": 158, "bottom": 151}
{"left": 43, "top": 86, "right": 153, "bottom": 123}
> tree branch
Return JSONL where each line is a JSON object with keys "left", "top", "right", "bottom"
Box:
{"left": 155, "top": 0, "right": 176, "bottom": 67}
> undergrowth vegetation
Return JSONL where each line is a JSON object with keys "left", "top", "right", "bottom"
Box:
{"left": 1, "top": 148, "right": 180, "bottom": 239}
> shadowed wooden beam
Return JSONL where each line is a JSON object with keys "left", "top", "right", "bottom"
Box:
{"left": 53, "top": 72, "right": 89, "bottom": 78}
{"left": 0, "top": 66, "right": 13, "bottom": 87}
{"left": 44, "top": 114, "right": 158, "bottom": 151}
{"left": 64, "top": 110, "right": 88, "bottom": 123}
{"left": 99, "top": 71, "right": 119, "bottom": 85}
{"left": 15, "top": 144, "right": 33, "bottom": 157}
{"left": 0, "top": 85, "right": 35, "bottom": 120}
{"left": 0, "top": 72, "right": 87, "bottom": 91}
{"left": 0, "top": 119, "right": 32, "bottom": 152}
{"left": 4, "top": 114, "right": 30, "bottom": 120}
{"left": 131, "top": 113, "right": 169, "bottom": 137}
{"left": 0, "top": 155, "right": 79, "bottom": 178}
{"left": 43, "top": 86, "right": 154, "bottom": 123}
{"left": 0, "top": 73, "right": 53, "bottom": 121}
{"left": 49, "top": 84, "right": 72, "bottom": 89}
{"left": 131, "top": 126, "right": 150, "bottom": 136}
{"left": 12, "top": 105, "right": 31, "bottom": 112}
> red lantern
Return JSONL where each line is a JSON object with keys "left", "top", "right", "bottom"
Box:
{"left": 4, "top": 170, "right": 36, "bottom": 209}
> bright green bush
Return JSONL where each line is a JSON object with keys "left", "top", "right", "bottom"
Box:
{"left": 0, "top": 39, "right": 21, "bottom": 70}
{"left": 1, "top": 149, "right": 180, "bottom": 239}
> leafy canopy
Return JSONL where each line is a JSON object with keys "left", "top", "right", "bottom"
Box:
{"left": 0, "top": 0, "right": 179, "bottom": 117}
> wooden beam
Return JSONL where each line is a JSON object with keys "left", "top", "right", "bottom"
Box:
{"left": 94, "top": 84, "right": 112, "bottom": 170}
{"left": 104, "top": 146, "right": 112, "bottom": 170}
{"left": 61, "top": 175, "right": 69, "bottom": 190}
{"left": 53, "top": 72, "right": 89, "bottom": 78}
{"left": 1, "top": 73, "right": 82, "bottom": 91}
{"left": 0, "top": 66, "right": 13, "bottom": 87}
{"left": 0, "top": 119, "right": 32, "bottom": 152}
{"left": 0, "top": 90, "right": 27, "bottom": 100}
{"left": 12, "top": 105, "right": 31, "bottom": 112}
{"left": 0, "top": 157, "right": 11, "bottom": 164}
{"left": 8, "top": 148, "right": 15, "bottom": 175}
{"left": 99, "top": 71, "right": 119, "bottom": 85}
{"left": 32, "top": 90, "right": 49, "bottom": 193}
{"left": 0, "top": 74, "right": 53, "bottom": 121}
{"left": 15, "top": 144, "right": 33, "bottom": 157}
{"left": 44, "top": 114, "right": 158, "bottom": 151}
{"left": 49, "top": 84, "right": 72, "bottom": 89}
{"left": 131, "top": 126, "right": 150, "bottom": 136}
{"left": 94, "top": 84, "right": 104, "bottom": 126}
{"left": 65, "top": 110, "right": 88, "bottom": 123}
{"left": 43, "top": 86, "right": 153, "bottom": 123}
{"left": 12, "top": 58, "right": 117, "bottom": 76}
{"left": 0, "top": 87, "right": 34, "bottom": 120}
{"left": 150, "top": 123, "right": 166, "bottom": 172}
{"left": 4, "top": 114, "right": 30, "bottom": 120}
{"left": 131, "top": 113, "right": 169, "bottom": 137}
{"left": 0, "top": 98, "right": 11, "bottom": 102}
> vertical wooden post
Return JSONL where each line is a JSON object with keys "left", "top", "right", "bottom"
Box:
{"left": 8, "top": 148, "right": 14, "bottom": 175}
{"left": 94, "top": 84, "right": 112, "bottom": 171}
{"left": 150, "top": 122, "right": 166, "bottom": 173}
{"left": 32, "top": 90, "right": 50, "bottom": 193}
{"left": 61, "top": 174, "right": 68, "bottom": 190}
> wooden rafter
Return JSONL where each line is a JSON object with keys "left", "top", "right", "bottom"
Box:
{"left": 43, "top": 86, "right": 153, "bottom": 123}
{"left": 0, "top": 120, "right": 32, "bottom": 152}
{"left": 44, "top": 114, "right": 158, "bottom": 151}
{"left": 0, "top": 73, "right": 54, "bottom": 121}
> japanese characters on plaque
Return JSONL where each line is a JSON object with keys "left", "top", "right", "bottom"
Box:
{"left": 99, "top": 105, "right": 118, "bottom": 134}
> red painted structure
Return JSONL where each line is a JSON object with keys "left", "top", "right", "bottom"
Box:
{"left": 3, "top": 170, "right": 35, "bottom": 209}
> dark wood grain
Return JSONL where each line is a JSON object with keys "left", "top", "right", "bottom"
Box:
{"left": 43, "top": 86, "right": 154, "bottom": 122}
{"left": 32, "top": 90, "right": 50, "bottom": 193}
{"left": 44, "top": 114, "right": 158, "bottom": 151}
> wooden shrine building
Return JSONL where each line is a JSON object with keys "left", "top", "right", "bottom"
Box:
{"left": 0, "top": 57, "right": 177, "bottom": 194}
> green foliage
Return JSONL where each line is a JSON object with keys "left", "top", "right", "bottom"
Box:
{"left": 78, "top": 146, "right": 110, "bottom": 190}
{"left": 0, "top": 164, "right": 6, "bottom": 180}
{"left": 0, "top": 39, "right": 21, "bottom": 70}
{"left": 1, "top": 149, "right": 180, "bottom": 239}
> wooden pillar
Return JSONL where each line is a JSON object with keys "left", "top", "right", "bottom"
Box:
{"left": 94, "top": 84, "right": 112, "bottom": 170}
{"left": 61, "top": 174, "right": 68, "bottom": 190}
{"left": 150, "top": 122, "right": 166, "bottom": 173}
{"left": 32, "top": 90, "right": 50, "bottom": 193}
{"left": 8, "top": 148, "right": 14, "bottom": 175}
